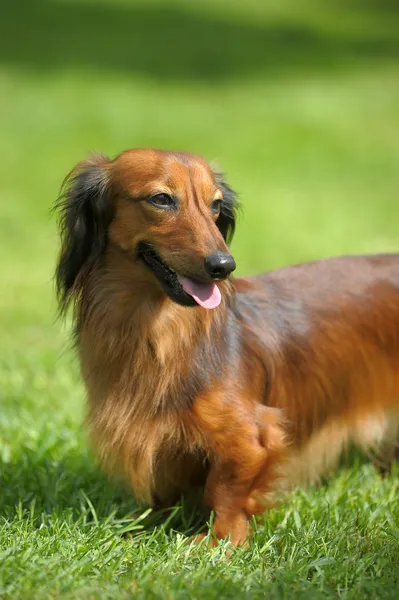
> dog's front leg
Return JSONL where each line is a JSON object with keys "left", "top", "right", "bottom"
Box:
{"left": 193, "top": 388, "right": 268, "bottom": 546}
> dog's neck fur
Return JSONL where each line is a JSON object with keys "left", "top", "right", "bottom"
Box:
{"left": 77, "top": 247, "right": 232, "bottom": 369}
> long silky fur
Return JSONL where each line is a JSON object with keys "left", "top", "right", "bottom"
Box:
{"left": 55, "top": 149, "right": 399, "bottom": 541}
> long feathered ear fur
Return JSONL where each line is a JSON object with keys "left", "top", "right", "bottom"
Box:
{"left": 54, "top": 153, "right": 113, "bottom": 316}
{"left": 213, "top": 171, "right": 240, "bottom": 245}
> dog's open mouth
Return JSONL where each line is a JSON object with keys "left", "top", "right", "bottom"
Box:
{"left": 137, "top": 243, "right": 221, "bottom": 309}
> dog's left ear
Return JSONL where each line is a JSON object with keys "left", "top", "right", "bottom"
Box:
{"left": 213, "top": 171, "right": 240, "bottom": 245}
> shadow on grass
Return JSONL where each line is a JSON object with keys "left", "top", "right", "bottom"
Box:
{"left": 1, "top": 0, "right": 399, "bottom": 82}
{"left": 0, "top": 447, "right": 207, "bottom": 536}
{"left": 2, "top": 441, "right": 391, "bottom": 540}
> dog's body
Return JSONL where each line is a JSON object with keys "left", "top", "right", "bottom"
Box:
{"left": 55, "top": 149, "right": 399, "bottom": 545}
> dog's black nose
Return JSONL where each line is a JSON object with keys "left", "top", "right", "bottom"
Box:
{"left": 204, "top": 252, "right": 236, "bottom": 280}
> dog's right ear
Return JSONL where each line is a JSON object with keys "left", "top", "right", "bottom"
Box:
{"left": 213, "top": 171, "right": 240, "bottom": 245}
{"left": 54, "top": 153, "right": 113, "bottom": 315}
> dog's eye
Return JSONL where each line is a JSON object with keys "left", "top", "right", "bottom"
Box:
{"left": 211, "top": 199, "right": 222, "bottom": 215}
{"left": 148, "top": 193, "right": 176, "bottom": 209}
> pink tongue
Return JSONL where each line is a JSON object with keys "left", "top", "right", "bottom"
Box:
{"left": 178, "top": 276, "right": 221, "bottom": 309}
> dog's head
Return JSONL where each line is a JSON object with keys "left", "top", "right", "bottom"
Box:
{"left": 55, "top": 149, "right": 239, "bottom": 312}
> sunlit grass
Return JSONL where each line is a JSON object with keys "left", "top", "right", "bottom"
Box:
{"left": 0, "top": 0, "right": 398, "bottom": 597}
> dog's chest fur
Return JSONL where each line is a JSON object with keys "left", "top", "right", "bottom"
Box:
{"left": 78, "top": 298, "right": 223, "bottom": 501}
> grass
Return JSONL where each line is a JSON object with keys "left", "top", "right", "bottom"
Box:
{"left": 0, "top": 0, "right": 399, "bottom": 597}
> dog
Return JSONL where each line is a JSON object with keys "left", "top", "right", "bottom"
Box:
{"left": 55, "top": 148, "right": 399, "bottom": 546}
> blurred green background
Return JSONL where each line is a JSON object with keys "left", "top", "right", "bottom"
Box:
{"left": 1, "top": 0, "right": 399, "bottom": 348}
{"left": 0, "top": 1, "right": 398, "bottom": 597}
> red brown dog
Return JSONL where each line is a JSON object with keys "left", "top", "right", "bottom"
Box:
{"left": 55, "top": 149, "right": 399, "bottom": 545}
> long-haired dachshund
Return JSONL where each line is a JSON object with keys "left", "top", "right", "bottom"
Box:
{"left": 55, "top": 149, "right": 399, "bottom": 545}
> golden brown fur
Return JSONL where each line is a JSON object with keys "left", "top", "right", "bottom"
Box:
{"left": 55, "top": 149, "right": 399, "bottom": 546}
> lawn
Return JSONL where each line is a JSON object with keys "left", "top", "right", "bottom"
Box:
{"left": 0, "top": 0, "right": 398, "bottom": 598}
